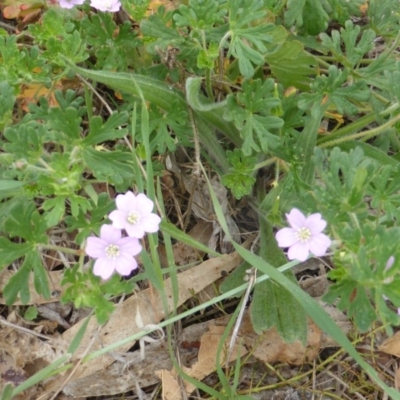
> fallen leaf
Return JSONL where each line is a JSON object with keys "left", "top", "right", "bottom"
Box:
{"left": 59, "top": 301, "right": 351, "bottom": 398}
{"left": 379, "top": 331, "right": 400, "bottom": 357}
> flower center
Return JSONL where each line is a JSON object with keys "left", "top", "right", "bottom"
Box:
{"left": 127, "top": 211, "right": 140, "bottom": 225}
{"left": 295, "top": 227, "right": 311, "bottom": 243}
{"left": 104, "top": 0, "right": 112, "bottom": 9}
{"left": 105, "top": 244, "right": 120, "bottom": 259}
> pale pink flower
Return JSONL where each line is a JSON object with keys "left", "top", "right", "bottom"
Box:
{"left": 85, "top": 225, "right": 142, "bottom": 280}
{"left": 275, "top": 208, "right": 331, "bottom": 262}
{"left": 109, "top": 192, "right": 161, "bottom": 238}
{"left": 90, "top": 0, "right": 121, "bottom": 12}
{"left": 59, "top": 0, "right": 85, "bottom": 9}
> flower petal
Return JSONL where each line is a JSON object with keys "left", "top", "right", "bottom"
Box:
{"left": 109, "top": 210, "right": 127, "bottom": 229}
{"left": 85, "top": 237, "right": 108, "bottom": 258}
{"left": 304, "top": 213, "right": 326, "bottom": 234}
{"left": 308, "top": 233, "right": 331, "bottom": 257}
{"left": 125, "top": 223, "right": 145, "bottom": 238}
{"left": 385, "top": 256, "right": 395, "bottom": 271}
{"left": 286, "top": 208, "right": 306, "bottom": 230}
{"left": 136, "top": 194, "right": 154, "bottom": 215}
{"left": 275, "top": 227, "right": 298, "bottom": 247}
{"left": 139, "top": 214, "right": 161, "bottom": 233}
{"left": 93, "top": 258, "right": 115, "bottom": 280}
{"left": 118, "top": 237, "right": 142, "bottom": 256}
{"left": 100, "top": 224, "right": 121, "bottom": 242}
{"left": 116, "top": 254, "right": 138, "bottom": 276}
{"left": 115, "top": 191, "right": 136, "bottom": 213}
{"left": 287, "top": 242, "right": 310, "bottom": 262}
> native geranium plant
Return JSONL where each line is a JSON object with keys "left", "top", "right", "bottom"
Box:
{"left": 85, "top": 191, "right": 161, "bottom": 280}
{"left": 275, "top": 208, "right": 332, "bottom": 262}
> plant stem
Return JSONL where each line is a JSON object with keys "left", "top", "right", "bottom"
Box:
{"left": 319, "top": 113, "right": 400, "bottom": 148}
{"left": 39, "top": 244, "right": 82, "bottom": 255}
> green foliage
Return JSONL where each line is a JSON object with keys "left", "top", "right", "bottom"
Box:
{"left": 3, "top": 3, "right": 400, "bottom": 391}
{"left": 284, "top": 0, "right": 363, "bottom": 35}
{"left": 266, "top": 40, "right": 317, "bottom": 90}
{"left": 319, "top": 20, "right": 376, "bottom": 68}
{"left": 221, "top": 149, "right": 256, "bottom": 199}
{"left": 226, "top": 0, "right": 274, "bottom": 77}
{"left": 81, "top": 13, "right": 139, "bottom": 70}
{"left": 0, "top": 82, "right": 15, "bottom": 130}
{"left": 310, "top": 148, "right": 400, "bottom": 330}
{"left": 0, "top": 36, "right": 50, "bottom": 86}
{"left": 224, "top": 79, "right": 283, "bottom": 155}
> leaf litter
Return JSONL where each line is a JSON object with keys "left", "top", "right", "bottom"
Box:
{"left": 1, "top": 1, "right": 400, "bottom": 400}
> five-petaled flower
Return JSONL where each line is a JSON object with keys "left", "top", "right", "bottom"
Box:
{"left": 59, "top": 0, "right": 85, "bottom": 9}
{"left": 85, "top": 224, "right": 142, "bottom": 280}
{"left": 109, "top": 191, "right": 161, "bottom": 239}
{"left": 275, "top": 208, "right": 331, "bottom": 262}
{"left": 90, "top": 0, "right": 121, "bottom": 12}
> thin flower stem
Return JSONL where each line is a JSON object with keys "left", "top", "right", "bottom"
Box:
{"left": 319, "top": 113, "right": 400, "bottom": 148}
{"left": 253, "top": 157, "right": 276, "bottom": 171}
{"left": 39, "top": 244, "right": 82, "bottom": 256}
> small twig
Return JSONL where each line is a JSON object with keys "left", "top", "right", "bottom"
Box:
{"left": 76, "top": 74, "right": 113, "bottom": 115}
{"left": 225, "top": 268, "right": 257, "bottom": 369}
{"left": 0, "top": 21, "right": 17, "bottom": 32}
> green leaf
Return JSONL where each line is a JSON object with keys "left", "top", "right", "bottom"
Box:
{"left": 3, "top": 257, "right": 31, "bottom": 305}
{"left": 320, "top": 20, "right": 376, "bottom": 68}
{"left": 65, "top": 192, "right": 115, "bottom": 245}
{"left": 298, "top": 112, "right": 324, "bottom": 185}
{"left": 24, "top": 306, "right": 38, "bottom": 321}
{"left": 221, "top": 149, "right": 256, "bottom": 199}
{"left": 197, "top": 42, "right": 219, "bottom": 69}
{"left": 174, "top": 0, "right": 226, "bottom": 30}
{"left": 224, "top": 79, "right": 283, "bottom": 155}
{"left": 43, "top": 197, "right": 66, "bottom": 227}
{"left": 0, "top": 383, "right": 13, "bottom": 400}
{"left": 219, "top": 261, "right": 252, "bottom": 296}
{"left": 0, "top": 239, "right": 31, "bottom": 268}
{"left": 3, "top": 250, "right": 50, "bottom": 305}
{"left": 0, "top": 81, "right": 15, "bottom": 130}
{"left": 67, "top": 311, "right": 92, "bottom": 354}
{"left": 227, "top": 0, "right": 273, "bottom": 77}
{"left": 333, "top": 141, "right": 398, "bottom": 167}
{"left": 348, "top": 286, "right": 377, "bottom": 332}
{"left": 251, "top": 275, "right": 306, "bottom": 341}
{"left": 141, "top": 11, "right": 184, "bottom": 49}
{"left": 0, "top": 180, "right": 26, "bottom": 190}
{"left": 32, "top": 253, "right": 51, "bottom": 301}
{"left": 82, "top": 148, "right": 135, "bottom": 191}
{"left": 299, "top": 66, "right": 370, "bottom": 117}
{"left": 81, "top": 13, "right": 138, "bottom": 70}
{"left": 82, "top": 112, "right": 129, "bottom": 146}
{"left": 266, "top": 40, "right": 317, "bottom": 90}
{"left": 3, "top": 122, "right": 46, "bottom": 163}
{"left": 4, "top": 201, "right": 48, "bottom": 242}
{"left": 285, "top": 0, "right": 329, "bottom": 35}
{"left": 186, "top": 77, "right": 227, "bottom": 112}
